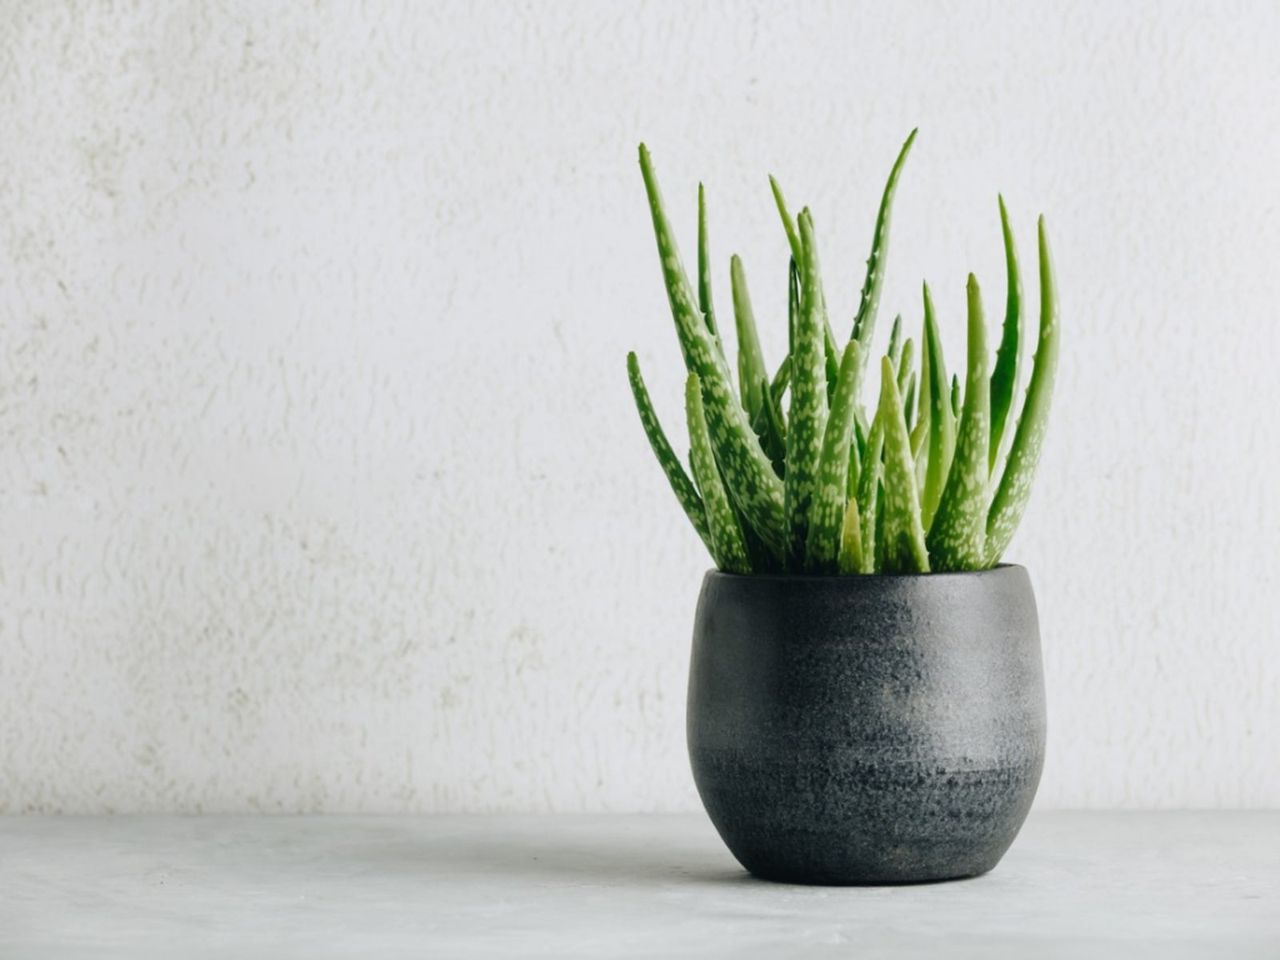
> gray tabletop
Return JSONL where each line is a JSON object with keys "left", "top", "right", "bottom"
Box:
{"left": 2, "top": 812, "right": 1277, "bottom": 958}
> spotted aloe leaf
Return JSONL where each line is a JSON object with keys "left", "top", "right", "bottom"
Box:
{"left": 626, "top": 352, "right": 713, "bottom": 551}
{"left": 771, "top": 176, "right": 840, "bottom": 396}
{"left": 911, "top": 315, "right": 932, "bottom": 492}
{"left": 877, "top": 355, "right": 930, "bottom": 573}
{"left": 856, "top": 408, "right": 885, "bottom": 573}
{"left": 805, "top": 341, "right": 862, "bottom": 572}
{"left": 770, "top": 355, "right": 791, "bottom": 406}
{"left": 730, "top": 255, "right": 769, "bottom": 420}
{"left": 986, "top": 217, "right": 1059, "bottom": 564}
{"left": 696, "top": 184, "right": 722, "bottom": 347}
{"left": 927, "top": 274, "right": 991, "bottom": 570}
{"left": 921, "top": 282, "right": 955, "bottom": 530}
{"left": 837, "top": 495, "right": 864, "bottom": 575}
{"left": 902, "top": 372, "right": 918, "bottom": 433}
{"left": 887, "top": 314, "right": 904, "bottom": 366}
{"left": 629, "top": 135, "right": 1057, "bottom": 577}
{"left": 685, "top": 373, "right": 751, "bottom": 573}
{"left": 989, "top": 195, "right": 1024, "bottom": 472}
{"left": 847, "top": 417, "right": 864, "bottom": 500}
{"left": 752, "top": 376, "right": 787, "bottom": 479}
{"left": 639, "top": 145, "right": 786, "bottom": 558}
{"left": 784, "top": 209, "right": 830, "bottom": 567}
{"left": 851, "top": 130, "right": 918, "bottom": 379}
{"left": 896, "top": 336, "right": 915, "bottom": 392}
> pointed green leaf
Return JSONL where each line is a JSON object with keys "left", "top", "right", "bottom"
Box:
{"left": 896, "top": 336, "right": 915, "bottom": 391}
{"left": 887, "top": 314, "right": 904, "bottom": 366}
{"left": 805, "top": 341, "right": 862, "bottom": 571}
{"left": 921, "top": 282, "right": 955, "bottom": 530}
{"left": 772, "top": 178, "right": 840, "bottom": 393}
{"left": 752, "top": 376, "right": 788, "bottom": 479}
{"left": 856, "top": 409, "right": 885, "bottom": 574}
{"left": 911, "top": 313, "right": 931, "bottom": 468}
{"left": 696, "top": 184, "right": 721, "bottom": 345}
{"left": 851, "top": 129, "right": 918, "bottom": 379}
{"left": 626, "top": 353, "right": 713, "bottom": 553}
{"left": 769, "top": 175, "right": 804, "bottom": 267}
{"left": 902, "top": 372, "right": 918, "bottom": 434}
{"left": 639, "top": 145, "right": 786, "bottom": 557}
{"left": 837, "top": 494, "right": 864, "bottom": 575}
{"left": 989, "top": 195, "right": 1024, "bottom": 472}
{"left": 787, "top": 257, "right": 799, "bottom": 359}
{"left": 928, "top": 275, "right": 991, "bottom": 570}
{"left": 770, "top": 355, "right": 792, "bottom": 408}
{"left": 731, "top": 255, "right": 769, "bottom": 418}
{"left": 876, "top": 356, "right": 930, "bottom": 573}
{"left": 686, "top": 374, "right": 751, "bottom": 573}
{"left": 784, "top": 209, "right": 830, "bottom": 567}
{"left": 848, "top": 418, "right": 864, "bottom": 500}
{"left": 987, "top": 217, "right": 1060, "bottom": 564}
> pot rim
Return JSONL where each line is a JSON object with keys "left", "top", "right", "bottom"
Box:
{"left": 703, "top": 563, "right": 1024, "bottom": 584}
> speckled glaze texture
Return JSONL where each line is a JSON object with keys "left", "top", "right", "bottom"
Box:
{"left": 688, "top": 566, "right": 1045, "bottom": 885}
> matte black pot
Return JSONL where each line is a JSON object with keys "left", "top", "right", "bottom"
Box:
{"left": 687, "top": 565, "right": 1045, "bottom": 885}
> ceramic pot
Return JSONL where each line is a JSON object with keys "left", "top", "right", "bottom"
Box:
{"left": 687, "top": 565, "right": 1045, "bottom": 885}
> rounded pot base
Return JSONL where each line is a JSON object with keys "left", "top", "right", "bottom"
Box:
{"left": 687, "top": 567, "right": 1046, "bottom": 887}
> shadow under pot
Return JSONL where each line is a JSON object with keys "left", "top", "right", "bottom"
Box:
{"left": 687, "top": 564, "right": 1046, "bottom": 885}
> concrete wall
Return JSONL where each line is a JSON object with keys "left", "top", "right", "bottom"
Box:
{"left": 2, "top": 0, "right": 1277, "bottom": 811}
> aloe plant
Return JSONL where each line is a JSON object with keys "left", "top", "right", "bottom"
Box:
{"left": 627, "top": 131, "right": 1058, "bottom": 574}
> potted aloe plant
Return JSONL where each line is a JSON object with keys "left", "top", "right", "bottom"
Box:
{"left": 626, "top": 130, "right": 1059, "bottom": 884}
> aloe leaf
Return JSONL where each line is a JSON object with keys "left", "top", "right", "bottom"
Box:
{"left": 856, "top": 409, "right": 885, "bottom": 573}
{"left": 986, "top": 217, "right": 1060, "bottom": 564}
{"left": 787, "top": 257, "right": 799, "bottom": 359}
{"left": 731, "top": 255, "right": 769, "bottom": 419}
{"left": 639, "top": 145, "right": 786, "bottom": 557}
{"left": 626, "top": 353, "right": 713, "bottom": 552}
{"left": 874, "top": 484, "right": 887, "bottom": 572}
{"left": 770, "top": 355, "right": 792, "bottom": 407}
{"left": 751, "top": 376, "right": 788, "bottom": 479}
{"left": 805, "top": 341, "right": 862, "bottom": 571}
{"left": 876, "top": 355, "right": 930, "bottom": 573}
{"left": 847, "top": 418, "right": 864, "bottom": 500}
{"left": 851, "top": 129, "right": 918, "bottom": 378}
{"left": 920, "top": 282, "right": 955, "bottom": 529}
{"left": 784, "top": 209, "right": 831, "bottom": 567}
{"left": 902, "top": 372, "right": 917, "bottom": 433}
{"left": 849, "top": 435, "right": 860, "bottom": 504}
{"left": 989, "top": 195, "right": 1024, "bottom": 472}
{"left": 887, "top": 314, "right": 904, "bottom": 366}
{"left": 686, "top": 374, "right": 751, "bottom": 573}
{"left": 772, "top": 178, "right": 840, "bottom": 393}
{"left": 911, "top": 314, "right": 931, "bottom": 467}
{"left": 769, "top": 175, "right": 804, "bottom": 267}
{"left": 896, "top": 336, "right": 917, "bottom": 431}
{"left": 696, "top": 184, "right": 722, "bottom": 345}
{"left": 950, "top": 374, "right": 961, "bottom": 419}
{"left": 927, "top": 274, "right": 991, "bottom": 569}
{"left": 837, "top": 494, "right": 864, "bottom": 575}
{"left": 896, "top": 336, "right": 915, "bottom": 390}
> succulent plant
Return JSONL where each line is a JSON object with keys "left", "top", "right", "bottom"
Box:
{"left": 627, "top": 131, "right": 1058, "bottom": 574}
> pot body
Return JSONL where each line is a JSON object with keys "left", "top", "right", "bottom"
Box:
{"left": 687, "top": 565, "right": 1045, "bottom": 885}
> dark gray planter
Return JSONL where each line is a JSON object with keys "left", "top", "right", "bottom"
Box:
{"left": 687, "top": 565, "right": 1045, "bottom": 885}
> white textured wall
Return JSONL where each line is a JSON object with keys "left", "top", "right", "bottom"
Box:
{"left": 2, "top": 0, "right": 1277, "bottom": 813}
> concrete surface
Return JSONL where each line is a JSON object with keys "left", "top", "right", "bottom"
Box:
{"left": 1, "top": 813, "right": 1277, "bottom": 958}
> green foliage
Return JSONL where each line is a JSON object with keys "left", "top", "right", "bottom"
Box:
{"left": 628, "top": 132, "right": 1059, "bottom": 574}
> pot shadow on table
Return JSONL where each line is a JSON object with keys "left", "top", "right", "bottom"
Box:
{"left": 337, "top": 822, "right": 754, "bottom": 888}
